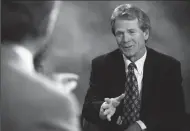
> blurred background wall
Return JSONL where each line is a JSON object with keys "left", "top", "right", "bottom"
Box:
{"left": 42, "top": 1, "right": 190, "bottom": 114}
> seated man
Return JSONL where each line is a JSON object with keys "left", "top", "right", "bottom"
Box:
{"left": 1, "top": 1, "right": 81, "bottom": 131}
{"left": 82, "top": 3, "right": 186, "bottom": 131}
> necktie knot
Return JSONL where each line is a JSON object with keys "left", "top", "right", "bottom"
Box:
{"left": 128, "top": 63, "right": 136, "bottom": 72}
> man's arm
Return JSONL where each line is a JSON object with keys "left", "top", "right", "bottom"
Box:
{"left": 143, "top": 61, "right": 186, "bottom": 131}
{"left": 160, "top": 61, "right": 185, "bottom": 130}
{"left": 82, "top": 57, "right": 122, "bottom": 128}
{"left": 82, "top": 58, "right": 107, "bottom": 124}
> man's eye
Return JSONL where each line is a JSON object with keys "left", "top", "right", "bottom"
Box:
{"left": 129, "top": 30, "right": 136, "bottom": 34}
{"left": 116, "top": 32, "right": 123, "bottom": 36}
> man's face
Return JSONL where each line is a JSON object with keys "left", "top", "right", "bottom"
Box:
{"left": 34, "top": 1, "right": 61, "bottom": 69}
{"left": 114, "top": 18, "right": 149, "bottom": 61}
{"left": 46, "top": 1, "right": 61, "bottom": 37}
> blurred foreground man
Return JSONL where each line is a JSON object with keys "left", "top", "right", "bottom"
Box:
{"left": 82, "top": 3, "right": 186, "bottom": 131}
{"left": 1, "top": 1, "right": 81, "bottom": 131}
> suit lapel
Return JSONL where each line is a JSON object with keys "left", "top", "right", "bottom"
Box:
{"left": 140, "top": 47, "right": 154, "bottom": 117}
{"left": 108, "top": 49, "right": 126, "bottom": 94}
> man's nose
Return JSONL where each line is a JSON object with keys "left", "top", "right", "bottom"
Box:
{"left": 122, "top": 33, "right": 131, "bottom": 42}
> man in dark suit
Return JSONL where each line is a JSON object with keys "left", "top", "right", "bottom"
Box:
{"left": 1, "top": 1, "right": 81, "bottom": 131}
{"left": 82, "top": 3, "right": 186, "bottom": 131}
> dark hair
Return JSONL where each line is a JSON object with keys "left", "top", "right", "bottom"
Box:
{"left": 1, "top": 1, "right": 55, "bottom": 43}
{"left": 111, "top": 4, "right": 151, "bottom": 42}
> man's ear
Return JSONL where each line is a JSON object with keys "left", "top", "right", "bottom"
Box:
{"left": 143, "top": 29, "right": 149, "bottom": 41}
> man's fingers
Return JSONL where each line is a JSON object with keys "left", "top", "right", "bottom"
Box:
{"left": 104, "top": 94, "right": 125, "bottom": 108}
{"left": 52, "top": 73, "right": 79, "bottom": 82}
{"left": 104, "top": 98, "right": 111, "bottom": 104}
{"left": 100, "top": 104, "right": 105, "bottom": 112}
{"left": 112, "top": 101, "right": 120, "bottom": 107}
{"left": 107, "top": 111, "right": 114, "bottom": 121}
{"left": 107, "top": 114, "right": 111, "bottom": 121}
{"left": 115, "top": 93, "right": 125, "bottom": 102}
{"left": 101, "top": 102, "right": 110, "bottom": 110}
{"left": 103, "top": 109, "right": 111, "bottom": 116}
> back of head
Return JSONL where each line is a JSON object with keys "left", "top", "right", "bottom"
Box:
{"left": 110, "top": 4, "right": 151, "bottom": 42}
{"left": 1, "top": 0, "right": 58, "bottom": 43}
{"left": 2, "top": 0, "right": 61, "bottom": 72}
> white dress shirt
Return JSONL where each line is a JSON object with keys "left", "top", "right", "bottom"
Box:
{"left": 12, "top": 45, "right": 35, "bottom": 74}
{"left": 122, "top": 50, "right": 147, "bottom": 94}
{"left": 122, "top": 50, "right": 147, "bottom": 130}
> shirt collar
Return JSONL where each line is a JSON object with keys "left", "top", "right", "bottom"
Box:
{"left": 123, "top": 49, "right": 147, "bottom": 75}
{"left": 12, "top": 45, "right": 35, "bottom": 73}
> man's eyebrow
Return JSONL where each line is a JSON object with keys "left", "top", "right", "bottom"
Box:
{"left": 115, "top": 30, "right": 124, "bottom": 33}
{"left": 127, "top": 28, "right": 137, "bottom": 31}
{"left": 116, "top": 28, "right": 137, "bottom": 32}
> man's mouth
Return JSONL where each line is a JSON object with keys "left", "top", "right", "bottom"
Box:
{"left": 122, "top": 45, "right": 133, "bottom": 49}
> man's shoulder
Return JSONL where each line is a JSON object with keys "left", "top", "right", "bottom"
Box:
{"left": 148, "top": 47, "right": 180, "bottom": 65}
{"left": 92, "top": 49, "right": 120, "bottom": 64}
{"left": 2, "top": 65, "right": 80, "bottom": 131}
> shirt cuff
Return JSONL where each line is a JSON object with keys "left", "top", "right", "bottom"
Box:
{"left": 136, "top": 120, "right": 147, "bottom": 130}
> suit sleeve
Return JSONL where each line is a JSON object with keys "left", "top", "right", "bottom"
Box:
{"left": 145, "top": 61, "right": 186, "bottom": 131}
{"left": 82, "top": 58, "right": 110, "bottom": 126}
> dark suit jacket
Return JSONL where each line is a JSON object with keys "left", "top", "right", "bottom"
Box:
{"left": 82, "top": 47, "right": 186, "bottom": 131}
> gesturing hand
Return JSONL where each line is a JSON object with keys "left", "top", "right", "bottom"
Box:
{"left": 99, "top": 93, "right": 125, "bottom": 121}
{"left": 52, "top": 73, "right": 79, "bottom": 93}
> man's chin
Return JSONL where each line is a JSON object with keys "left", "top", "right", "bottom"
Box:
{"left": 122, "top": 51, "right": 134, "bottom": 58}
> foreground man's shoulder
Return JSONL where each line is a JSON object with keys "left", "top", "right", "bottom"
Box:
{"left": 2, "top": 65, "right": 81, "bottom": 131}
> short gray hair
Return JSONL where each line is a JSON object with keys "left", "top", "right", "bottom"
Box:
{"left": 111, "top": 4, "right": 151, "bottom": 39}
